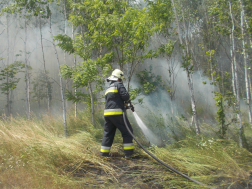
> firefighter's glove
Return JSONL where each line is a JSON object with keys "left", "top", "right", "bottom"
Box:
{"left": 131, "top": 105, "right": 135, "bottom": 112}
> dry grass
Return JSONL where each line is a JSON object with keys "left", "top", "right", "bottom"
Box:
{"left": 0, "top": 114, "right": 115, "bottom": 189}
{"left": 0, "top": 112, "right": 251, "bottom": 189}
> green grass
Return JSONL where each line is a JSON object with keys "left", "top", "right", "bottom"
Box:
{"left": 0, "top": 111, "right": 251, "bottom": 189}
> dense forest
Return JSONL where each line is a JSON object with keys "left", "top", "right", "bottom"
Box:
{"left": 0, "top": 0, "right": 252, "bottom": 188}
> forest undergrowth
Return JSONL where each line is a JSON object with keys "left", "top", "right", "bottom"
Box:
{"left": 0, "top": 110, "right": 252, "bottom": 189}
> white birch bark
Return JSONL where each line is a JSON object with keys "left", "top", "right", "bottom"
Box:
{"left": 230, "top": 35, "right": 236, "bottom": 96}
{"left": 244, "top": 18, "right": 252, "bottom": 111}
{"left": 171, "top": 0, "right": 200, "bottom": 134}
{"left": 244, "top": 12, "right": 252, "bottom": 127}
{"left": 49, "top": 10, "right": 67, "bottom": 137}
{"left": 229, "top": 0, "right": 243, "bottom": 147}
{"left": 239, "top": 0, "right": 252, "bottom": 124}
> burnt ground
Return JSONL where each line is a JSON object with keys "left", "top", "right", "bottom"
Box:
{"left": 66, "top": 152, "right": 252, "bottom": 189}
{"left": 67, "top": 152, "right": 168, "bottom": 189}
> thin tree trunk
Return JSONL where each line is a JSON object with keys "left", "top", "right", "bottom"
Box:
{"left": 229, "top": 0, "right": 243, "bottom": 147}
{"left": 245, "top": 14, "right": 252, "bottom": 128}
{"left": 6, "top": 13, "right": 10, "bottom": 116}
{"left": 72, "top": 22, "right": 77, "bottom": 118}
{"left": 10, "top": 89, "right": 13, "bottom": 116}
{"left": 230, "top": 35, "right": 236, "bottom": 96}
{"left": 24, "top": 14, "right": 30, "bottom": 120}
{"left": 49, "top": 10, "right": 67, "bottom": 137}
{"left": 39, "top": 13, "right": 50, "bottom": 112}
{"left": 64, "top": 0, "right": 68, "bottom": 111}
{"left": 81, "top": 25, "right": 95, "bottom": 125}
{"left": 239, "top": 0, "right": 252, "bottom": 124}
{"left": 172, "top": 0, "right": 200, "bottom": 134}
{"left": 88, "top": 82, "right": 95, "bottom": 126}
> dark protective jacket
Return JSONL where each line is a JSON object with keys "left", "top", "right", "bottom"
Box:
{"left": 104, "top": 81, "right": 130, "bottom": 116}
{"left": 101, "top": 80, "right": 133, "bottom": 157}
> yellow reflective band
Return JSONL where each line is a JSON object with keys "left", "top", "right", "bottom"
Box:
{"left": 105, "top": 89, "right": 118, "bottom": 95}
{"left": 104, "top": 111, "right": 123, "bottom": 116}
{"left": 100, "top": 149, "right": 110, "bottom": 153}
{"left": 124, "top": 146, "right": 134, "bottom": 150}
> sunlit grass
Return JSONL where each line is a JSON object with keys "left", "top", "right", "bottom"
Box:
{"left": 0, "top": 113, "right": 115, "bottom": 189}
{"left": 0, "top": 111, "right": 251, "bottom": 188}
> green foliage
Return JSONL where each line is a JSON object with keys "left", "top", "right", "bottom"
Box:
{"left": 214, "top": 92, "right": 227, "bottom": 138}
{"left": 146, "top": 0, "right": 173, "bottom": 35}
{"left": 181, "top": 54, "right": 193, "bottom": 73}
{"left": 0, "top": 61, "right": 25, "bottom": 93}
{"left": 0, "top": 61, "right": 25, "bottom": 114}
{"left": 2, "top": 0, "right": 51, "bottom": 18}
{"left": 156, "top": 40, "right": 176, "bottom": 57}
{"left": 31, "top": 70, "right": 53, "bottom": 106}
{"left": 60, "top": 59, "right": 109, "bottom": 109}
{"left": 136, "top": 66, "right": 164, "bottom": 95}
{"left": 129, "top": 87, "right": 141, "bottom": 101}
{"left": 207, "top": 0, "right": 232, "bottom": 36}
{"left": 212, "top": 71, "right": 235, "bottom": 138}
{"left": 68, "top": 0, "right": 155, "bottom": 86}
{"left": 54, "top": 34, "right": 74, "bottom": 54}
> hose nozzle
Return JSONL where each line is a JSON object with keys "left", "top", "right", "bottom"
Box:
{"left": 125, "top": 100, "right": 135, "bottom": 112}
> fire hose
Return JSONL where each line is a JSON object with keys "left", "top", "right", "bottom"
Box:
{"left": 123, "top": 102, "right": 215, "bottom": 189}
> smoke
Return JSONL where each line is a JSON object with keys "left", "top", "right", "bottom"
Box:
{"left": 127, "top": 52, "right": 218, "bottom": 142}
{"left": 133, "top": 111, "right": 163, "bottom": 146}
{"left": 0, "top": 6, "right": 77, "bottom": 116}
{"left": 131, "top": 56, "right": 217, "bottom": 118}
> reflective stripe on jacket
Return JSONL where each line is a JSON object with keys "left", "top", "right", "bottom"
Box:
{"left": 104, "top": 81, "right": 130, "bottom": 116}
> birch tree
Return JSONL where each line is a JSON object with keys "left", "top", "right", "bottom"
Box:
{"left": 6, "top": 12, "right": 10, "bottom": 115}
{"left": 49, "top": 5, "right": 67, "bottom": 137}
{"left": 38, "top": 5, "right": 52, "bottom": 112}
{"left": 239, "top": 0, "right": 252, "bottom": 124}
{"left": 229, "top": 0, "right": 243, "bottom": 147}
{"left": 171, "top": 0, "right": 200, "bottom": 134}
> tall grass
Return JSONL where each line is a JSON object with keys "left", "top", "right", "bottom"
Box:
{"left": 0, "top": 113, "right": 115, "bottom": 189}
{"left": 0, "top": 111, "right": 251, "bottom": 189}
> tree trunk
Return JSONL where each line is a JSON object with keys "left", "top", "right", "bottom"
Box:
{"left": 239, "top": 0, "right": 252, "bottom": 124}
{"left": 39, "top": 13, "right": 50, "bottom": 113}
{"left": 230, "top": 35, "right": 236, "bottom": 96}
{"left": 229, "top": 0, "right": 243, "bottom": 147}
{"left": 172, "top": 0, "right": 200, "bottom": 134}
{"left": 245, "top": 13, "right": 252, "bottom": 128}
{"left": 64, "top": 0, "right": 68, "bottom": 112}
{"left": 24, "top": 14, "right": 30, "bottom": 120}
{"left": 6, "top": 13, "right": 10, "bottom": 116}
{"left": 88, "top": 82, "right": 95, "bottom": 126}
{"left": 72, "top": 21, "right": 77, "bottom": 118}
{"left": 49, "top": 10, "right": 67, "bottom": 137}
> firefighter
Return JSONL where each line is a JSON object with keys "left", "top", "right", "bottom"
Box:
{"left": 100, "top": 69, "right": 134, "bottom": 158}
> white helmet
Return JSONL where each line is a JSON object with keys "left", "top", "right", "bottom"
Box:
{"left": 112, "top": 69, "right": 124, "bottom": 79}
{"left": 107, "top": 69, "right": 124, "bottom": 82}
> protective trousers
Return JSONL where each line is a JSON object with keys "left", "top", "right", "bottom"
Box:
{"left": 100, "top": 115, "right": 133, "bottom": 157}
